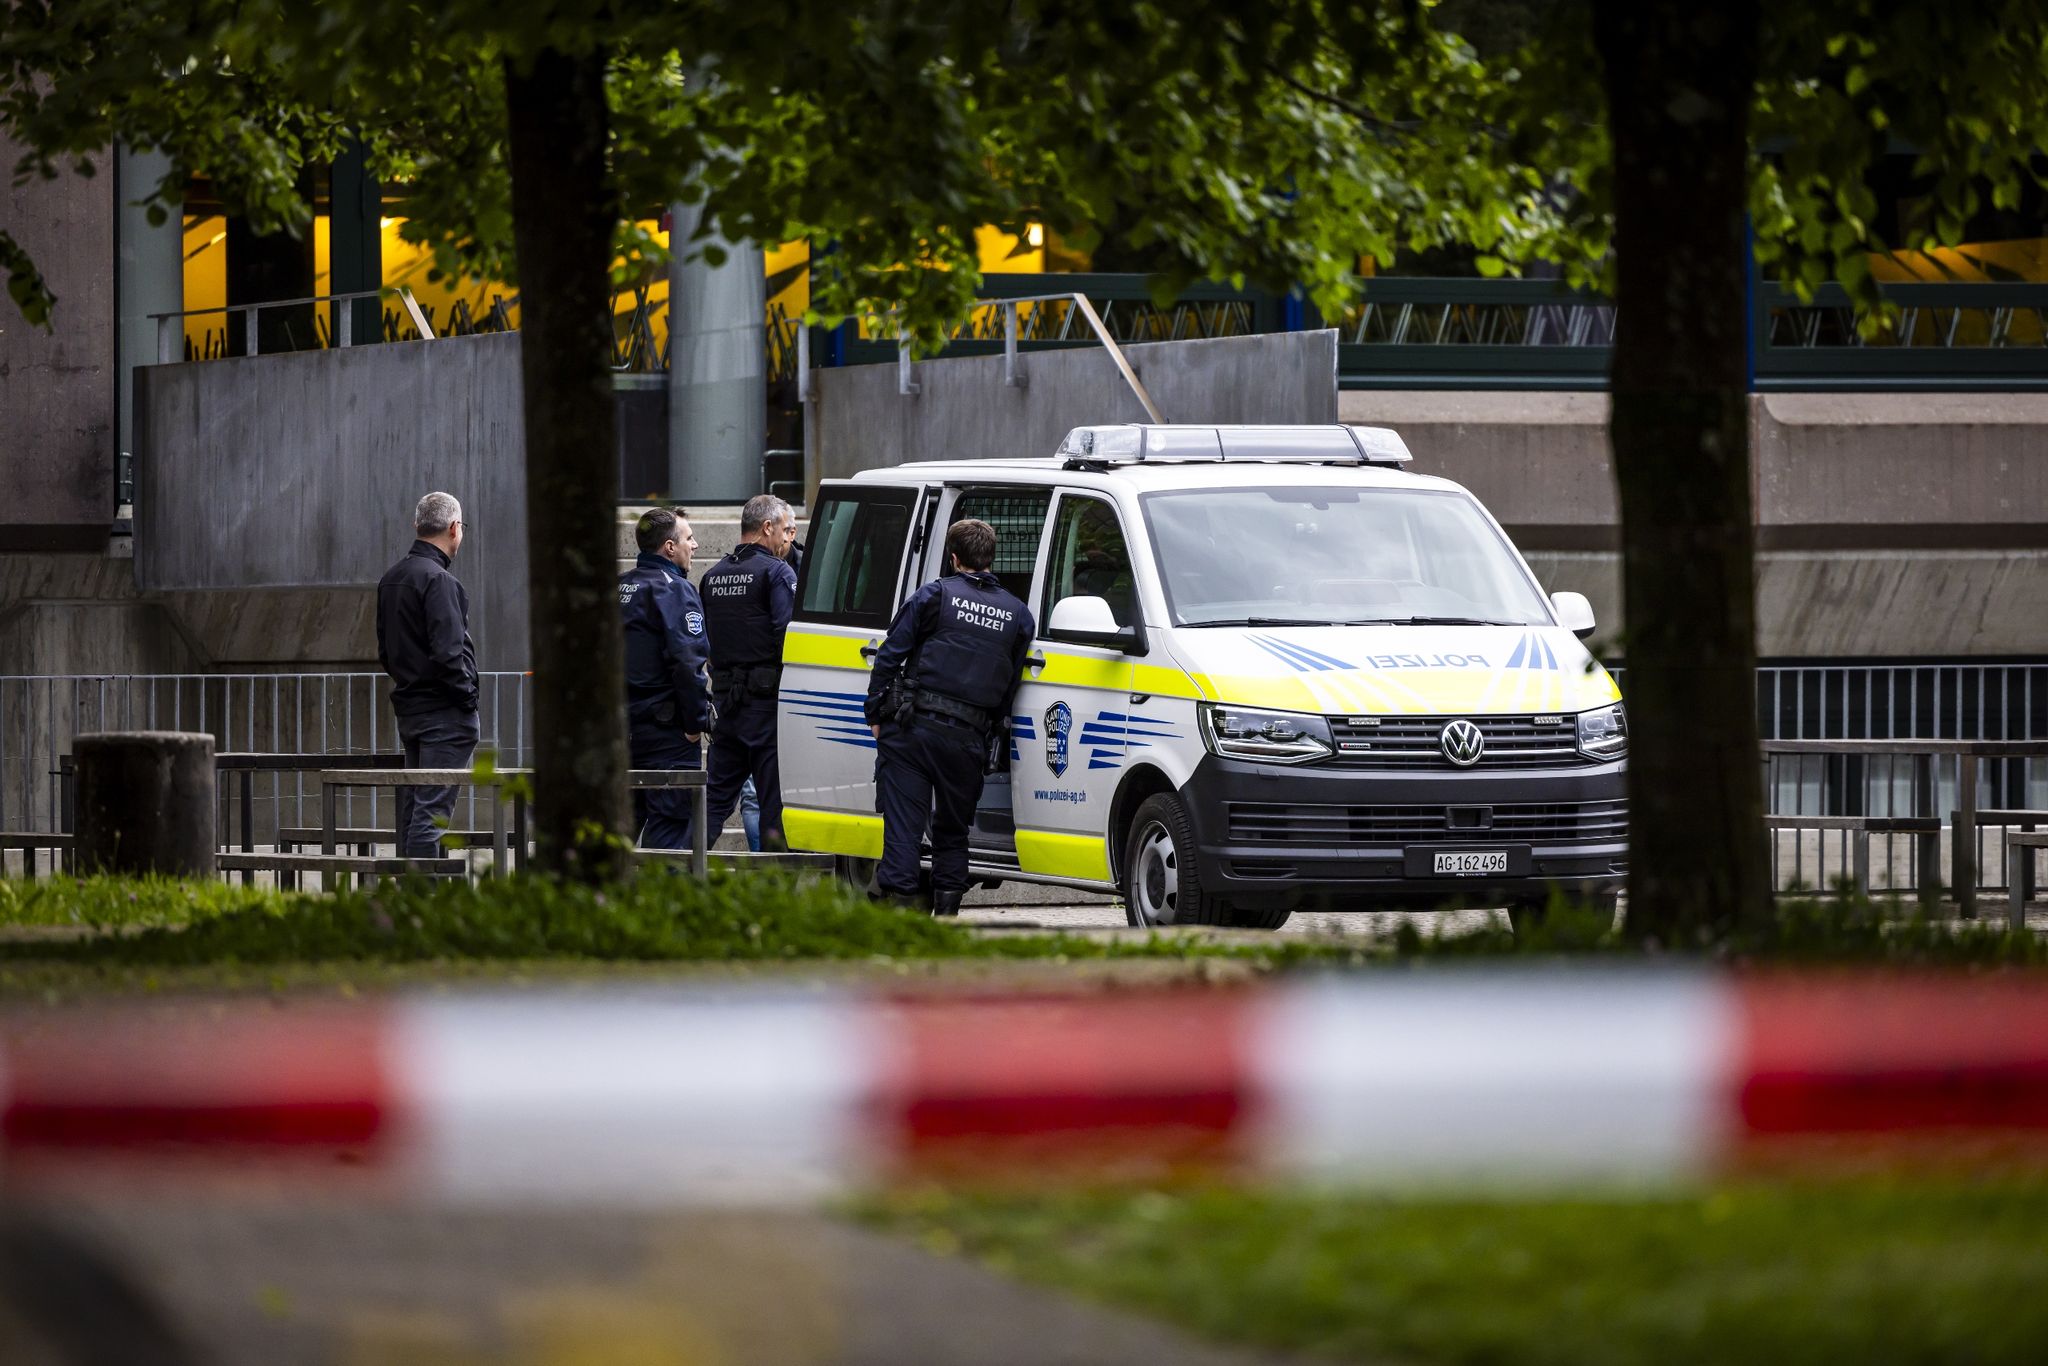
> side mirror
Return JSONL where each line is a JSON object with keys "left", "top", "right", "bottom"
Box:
{"left": 1551, "top": 590, "right": 1596, "bottom": 639}
{"left": 1048, "top": 594, "right": 1142, "bottom": 653}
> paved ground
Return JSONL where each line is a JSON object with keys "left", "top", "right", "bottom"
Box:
{"left": 956, "top": 879, "right": 1509, "bottom": 941}
{"left": 2, "top": 1204, "right": 1304, "bottom": 1366}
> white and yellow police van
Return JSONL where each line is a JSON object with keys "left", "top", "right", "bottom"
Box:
{"left": 778, "top": 424, "right": 1626, "bottom": 929}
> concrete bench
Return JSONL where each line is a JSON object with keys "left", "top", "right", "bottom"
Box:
{"left": 216, "top": 851, "right": 466, "bottom": 888}
{"left": 1961, "top": 809, "right": 2048, "bottom": 908}
{"left": 275, "top": 826, "right": 497, "bottom": 851}
{"left": 1763, "top": 815, "right": 1941, "bottom": 895}
{"left": 0, "top": 832, "right": 73, "bottom": 877}
{"left": 2009, "top": 832, "right": 2048, "bottom": 932}
{"left": 631, "top": 849, "right": 835, "bottom": 873}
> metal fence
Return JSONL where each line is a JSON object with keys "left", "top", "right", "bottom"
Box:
{"left": 5, "top": 664, "right": 2042, "bottom": 892}
{"left": 152, "top": 281, "right": 664, "bottom": 372}
{"left": 0, "top": 673, "right": 530, "bottom": 852}
{"left": 1753, "top": 662, "right": 2048, "bottom": 895}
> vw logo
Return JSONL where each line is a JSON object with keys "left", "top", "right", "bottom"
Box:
{"left": 1439, "top": 719, "right": 1485, "bottom": 767}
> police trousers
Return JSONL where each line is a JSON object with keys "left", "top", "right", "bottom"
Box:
{"left": 629, "top": 720, "right": 703, "bottom": 850}
{"left": 705, "top": 695, "right": 782, "bottom": 850}
{"left": 876, "top": 716, "right": 986, "bottom": 898}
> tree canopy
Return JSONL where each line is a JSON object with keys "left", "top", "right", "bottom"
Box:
{"left": 0, "top": 2, "right": 1593, "bottom": 339}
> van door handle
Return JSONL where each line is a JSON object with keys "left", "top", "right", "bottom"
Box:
{"left": 1025, "top": 652, "right": 1047, "bottom": 670}
{"left": 859, "top": 643, "right": 881, "bottom": 660}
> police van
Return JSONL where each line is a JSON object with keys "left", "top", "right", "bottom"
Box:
{"left": 778, "top": 424, "right": 1625, "bottom": 929}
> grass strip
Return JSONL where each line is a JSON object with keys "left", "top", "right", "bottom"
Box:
{"left": 0, "top": 875, "right": 284, "bottom": 931}
{"left": 1, "top": 875, "right": 2040, "bottom": 973}
{"left": 1415, "top": 892, "right": 2048, "bottom": 966}
{"left": 863, "top": 1178, "right": 2048, "bottom": 1366}
{"left": 0, "top": 872, "right": 1338, "bottom": 969}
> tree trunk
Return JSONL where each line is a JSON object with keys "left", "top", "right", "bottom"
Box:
{"left": 504, "top": 47, "right": 631, "bottom": 881}
{"left": 1593, "top": 0, "right": 1769, "bottom": 942}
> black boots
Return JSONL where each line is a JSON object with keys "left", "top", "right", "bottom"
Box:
{"left": 932, "top": 889, "right": 964, "bottom": 918}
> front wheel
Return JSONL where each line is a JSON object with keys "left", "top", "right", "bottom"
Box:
{"left": 834, "top": 854, "right": 930, "bottom": 907}
{"left": 1121, "top": 793, "right": 1290, "bottom": 930}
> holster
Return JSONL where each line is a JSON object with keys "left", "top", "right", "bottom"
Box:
{"left": 887, "top": 672, "right": 919, "bottom": 726}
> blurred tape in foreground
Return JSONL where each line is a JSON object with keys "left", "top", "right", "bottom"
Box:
{"left": 5, "top": 971, "right": 2048, "bottom": 1201}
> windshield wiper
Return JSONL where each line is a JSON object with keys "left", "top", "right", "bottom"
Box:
{"left": 1183, "top": 616, "right": 1340, "bottom": 628}
{"left": 1343, "top": 616, "right": 1518, "bottom": 627}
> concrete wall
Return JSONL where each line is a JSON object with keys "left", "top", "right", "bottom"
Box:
{"left": 119, "top": 327, "right": 2043, "bottom": 671}
{"left": 0, "top": 138, "right": 114, "bottom": 550}
{"left": 1342, "top": 391, "right": 2048, "bottom": 657}
{"left": 809, "top": 330, "right": 1338, "bottom": 494}
{"left": 135, "top": 333, "right": 529, "bottom": 671}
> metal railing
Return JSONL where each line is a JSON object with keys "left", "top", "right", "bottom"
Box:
{"left": 1753, "top": 661, "right": 2048, "bottom": 896}
{"left": 149, "top": 287, "right": 447, "bottom": 362}
{"left": 141, "top": 273, "right": 2048, "bottom": 390}
{"left": 0, "top": 673, "right": 531, "bottom": 852}
{"left": 1323, "top": 278, "right": 2048, "bottom": 390}
{"left": 146, "top": 281, "right": 667, "bottom": 372}
{"left": 9, "top": 662, "right": 2041, "bottom": 894}
{"left": 1763, "top": 282, "right": 2048, "bottom": 349}
{"left": 804, "top": 274, "right": 2048, "bottom": 389}
{"left": 799, "top": 290, "right": 1167, "bottom": 419}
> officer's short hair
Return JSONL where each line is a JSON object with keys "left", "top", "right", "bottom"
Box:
{"left": 946, "top": 519, "right": 997, "bottom": 571}
{"left": 636, "top": 506, "right": 680, "bottom": 554}
{"left": 415, "top": 491, "right": 461, "bottom": 536}
{"left": 740, "top": 493, "right": 788, "bottom": 537}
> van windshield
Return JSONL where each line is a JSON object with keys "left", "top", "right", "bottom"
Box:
{"left": 1140, "top": 486, "right": 1554, "bottom": 627}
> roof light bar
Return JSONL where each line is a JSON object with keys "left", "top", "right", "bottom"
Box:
{"left": 1056, "top": 424, "right": 1413, "bottom": 467}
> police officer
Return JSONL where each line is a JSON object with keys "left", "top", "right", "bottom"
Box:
{"left": 865, "top": 519, "right": 1034, "bottom": 916}
{"left": 619, "top": 507, "right": 713, "bottom": 848}
{"left": 699, "top": 493, "right": 799, "bottom": 849}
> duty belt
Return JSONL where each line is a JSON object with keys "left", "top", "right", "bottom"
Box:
{"left": 913, "top": 689, "right": 994, "bottom": 731}
{"left": 711, "top": 663, "right": 781, "bottom": 695}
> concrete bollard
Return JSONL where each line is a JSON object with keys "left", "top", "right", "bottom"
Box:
{"left": 72, "top": 732, "right": 216, "bottom": 878}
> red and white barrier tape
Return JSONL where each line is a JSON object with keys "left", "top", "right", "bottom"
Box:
{"left": 5, "top": 971, "right": 2048, "bottom": 1201}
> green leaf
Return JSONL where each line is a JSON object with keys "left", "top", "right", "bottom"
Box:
{"left": 0, "top": 231, "right": 55, "bottom": 330}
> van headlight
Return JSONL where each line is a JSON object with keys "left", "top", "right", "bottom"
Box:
{"left": 1576, "top": 702, "right": 1627, "bottom": 760}
{"left": 1199, "top": 704, "right": 1333, "bottom": 764}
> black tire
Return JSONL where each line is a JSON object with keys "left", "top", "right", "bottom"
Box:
{"left": 1506, "top": 900, "right": 1547, "bottom": 937}
{"left": 834, "top": 854, "right": 930, "bottom": 905}
{"left": 833, "top": 854, "right": 882, "bottom": 897}
{"left": 1508, "top": 891, "right": 1619, "bottom": 936}
{"left": 1224, "top": 900, "right": 1295, "bottom": 931}
{"left": 1121, "top": 792, "right": 1291, "bottom": 931}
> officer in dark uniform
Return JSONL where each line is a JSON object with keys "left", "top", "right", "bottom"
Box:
{"left": 865, "top": 518, "right": 1034, "bottom": 916}
{"left": 699, "top": 493, "right": 799, "bottom": 849}
{"left": 618, "top": 507, "right": 713, "bottom": 848}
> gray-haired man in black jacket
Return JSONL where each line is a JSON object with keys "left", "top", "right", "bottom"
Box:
{"left": 377, "top": 491, "right": 479, "bottom": 858}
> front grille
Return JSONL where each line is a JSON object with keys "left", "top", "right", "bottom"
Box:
{"left": 1325, "top": 714, "right": 1587, "bottom": 769}
{"left": 1225, "top": 800, "right": 1628, "bottom": 847}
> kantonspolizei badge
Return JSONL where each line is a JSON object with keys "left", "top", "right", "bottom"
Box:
{"left": 685, "top": 611, "right": 704, "bottom": 635}
{"left": 1045, "top": 701, "right": 1073, "bottom": 777}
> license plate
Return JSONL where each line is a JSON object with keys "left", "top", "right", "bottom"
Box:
{"left": 1433, "top": 849, "right": 1508, "bottom": 876}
